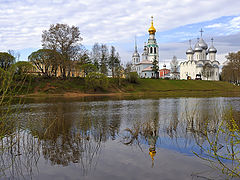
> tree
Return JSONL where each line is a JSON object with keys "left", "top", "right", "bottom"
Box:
{"left": 42, "top": 23, "right": 83, "bottom": 77}
{"left": 170, "top": 56, "right": 178, "bottom": 73}
{"left": 8, "top": 50, "right": 20, "bottom": 62}
{"left": 170, "top": 56, "right": 179, "bottom": 80}
{"left": 152, "top": 56, "right": 159, "bottom": 78}
{"left": 108, "top": 46, "right": 121, "bottom": 78}
{"left": 15, "top": 61, "right": 35, "bottom": 75}
{"left": 28, "top": 49, "right": 61, "bottom": 77}
{"left": 85, "top": 72, "right": 109, "bottom": 91}
{"left": 81, "top": 64, "right": 97, "bottom": 77}
{"left": 0, "top": 52, "right": 15, "bottom": 70}
{"left": 124, "top": 62, "right": 132, "bottom": 76}
{"left": 222, "top": 51, "right": 240, "bottom": 84}
{"left": 91, "top": 43, "right": 101, "bottom": 70}
{"left": 99, "top": 44, "right": 108, "bottom": 75}
{"left": 201, "top": 63, "right": 214, "bottom": 80}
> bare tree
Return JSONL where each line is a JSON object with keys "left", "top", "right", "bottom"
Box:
{"left": 201, "top": 63, "right": 214, "bottom": 80}
{"left": 91, "top": 43, "right": 101, "bottom": 71}
{"left": 42, "top": 23, "right": 83, "bottom": 77}
{"left": 170, "top": 56, "right": 178, "bottom": 73}
{"left": 222, "top": 51, "right": 240, "bottom": 84}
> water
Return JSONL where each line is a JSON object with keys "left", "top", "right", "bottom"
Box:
{"left": 1, "top": 97, "right": 240, "bottom": 180}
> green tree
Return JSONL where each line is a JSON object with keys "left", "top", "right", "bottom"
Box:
{"left": 85, "top": 72, "right": 108, "bottom": 92}
{"left": 108, "top": 46, "right": 121, "bottom": 78}
{"left": 99, "top": 44, "right": 108, "bottom": 75}
{"left": 15, "top": 61, "right": 35, "bottom": 75}
{"left": 126, "top": 72, "right": 139, "bottom": 83}
{"left": 28, "top": 49, "right": 61, "bottom": 77}
{"left": 0, "top": 52, "right": 15, "bottom": 70}
{"left": 42, "top": 23, "right": 83, "bottom": 77}
{"left": 81, "top": 64, "right": 97, "bottom": 77}
{"left": 152, "top": 56, "right": 159, "bottom": 78}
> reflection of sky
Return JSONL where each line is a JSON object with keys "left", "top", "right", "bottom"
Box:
{"left": 6, "top": 97, "right": 240, "bottom": 179}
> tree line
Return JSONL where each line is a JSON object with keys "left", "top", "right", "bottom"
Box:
{"left": 27, "top": 23, "right": 122, "bottom": 78}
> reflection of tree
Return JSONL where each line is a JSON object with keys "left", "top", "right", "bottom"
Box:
{"left": 0, "top": 131, "right": 41, "bottom": 179}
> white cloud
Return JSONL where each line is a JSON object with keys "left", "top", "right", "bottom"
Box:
{"left": 205, "top": 23, "right": 224, "bottom": 28}
{"left": 1, "top": 0, "right": 240, "bottom": 62}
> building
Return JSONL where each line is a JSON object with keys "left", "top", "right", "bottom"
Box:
{"left": 132, "top": 17, "right": 159, "bottom": 78}
{"left": 180, "top": 29, "right": 220, "bottom": 81}
{"left": 159, "top": 64, "right": 170, "bottom": 79}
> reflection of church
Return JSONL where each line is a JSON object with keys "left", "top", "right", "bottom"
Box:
{"left": 180, "top": 29, "right": 220, "bottom": 80}
{"left": 132, "top": 17, "right": 159, "bottom": 78}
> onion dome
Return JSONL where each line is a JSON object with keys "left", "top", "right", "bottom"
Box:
{"left": 148, "top": 16, "right": 156, "bottom": 35}
{"left": 208, "top": 38, "right": 217, "bottom": 53}
{"left": 186, "top": 40, "right": 194, "bottom": 54}
{"left": 132, "top": 51, "right": 140, "bottom": 57}
{"left": 194, "top": 40, "right": 203, "bottom": 52}
{"left": 198, "top": 38, "right": 208, "bottom": 50}
{"left": 186, "top": 47, "right": 194, "bottom": 54}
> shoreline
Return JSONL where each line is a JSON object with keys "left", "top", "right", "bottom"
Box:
{"left": 20, "top": 90, "right": 240, "bottom": 99}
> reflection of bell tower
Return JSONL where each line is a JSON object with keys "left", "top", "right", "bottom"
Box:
{"left": 146, "top": 117, "right": 159, "bottom": 168}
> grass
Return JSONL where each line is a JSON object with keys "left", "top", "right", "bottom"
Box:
{"left": 19, "top": 76, "right": 240, "bottom": 98}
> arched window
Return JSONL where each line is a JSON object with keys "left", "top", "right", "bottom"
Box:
{"left": 150, "top": 47, "right": 153, "bottom": 54}
{"left": 154, "top": 47, "right": 156, "bottom": 54}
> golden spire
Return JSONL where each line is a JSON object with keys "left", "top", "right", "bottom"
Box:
{"left": 148, "top": 16, "right": 156, "bottom": 34}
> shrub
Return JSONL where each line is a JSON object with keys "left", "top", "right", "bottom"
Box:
{"left": 85, "top": 72, "right": 109, "bottom": 92}
{"left": 126, "top": 72, "right": 139, "bottom": 83}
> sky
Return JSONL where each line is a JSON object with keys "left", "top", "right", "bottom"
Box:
{"left": 0, "top": 0, "right": 240, "bottom": 67}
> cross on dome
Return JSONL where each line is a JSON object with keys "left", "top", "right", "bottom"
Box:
{"left": 200, "top": 28, "right": 204, "bottom": 37}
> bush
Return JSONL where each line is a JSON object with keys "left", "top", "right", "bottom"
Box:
{"left": 126, "top": 72, "right": 139, "bottom": 83}
{"left": 85, "top": 72, "right": 109, "bottom": 92}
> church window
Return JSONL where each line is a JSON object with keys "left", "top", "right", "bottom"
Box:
{"left": 154, "top": 47, "right": 156, "bottom": 54}
{"left": 216, "top": 72, "right": 217, "bottom": 76}
{"left": 150, "top": 47, "right": 153, "bottom": 54}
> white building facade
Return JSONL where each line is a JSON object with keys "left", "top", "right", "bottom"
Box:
{"left": 180, "top": 31, "right": 220, "bottom": 81}
{"left": 132, "top": 17, "right": 159, "bottom": 78}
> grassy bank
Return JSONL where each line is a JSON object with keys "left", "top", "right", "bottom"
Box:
{"left": 20, "top": 77, "right": 240, "bottom": 98}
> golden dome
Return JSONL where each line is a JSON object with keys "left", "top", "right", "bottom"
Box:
{"left": 148, "top": 16, "right": 156, "bottom": 34}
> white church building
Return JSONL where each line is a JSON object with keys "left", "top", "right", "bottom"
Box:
{"left": 132, "top": 17, "right": 159, "bottom": 78}
{"left": 180, "top": 30, "right": 220, "bottom": 81}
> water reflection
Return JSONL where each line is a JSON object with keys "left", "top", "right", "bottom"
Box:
{"left": 0, "top": 97, "right": 239, "bottom": 179}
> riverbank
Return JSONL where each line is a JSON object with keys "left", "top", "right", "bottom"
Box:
{"left": 20, "top": 77, "right": 240, "bottom": 98}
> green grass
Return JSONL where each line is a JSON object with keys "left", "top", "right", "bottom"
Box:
{"left": 20, "top": 76, "right": 240, "bottom": 97}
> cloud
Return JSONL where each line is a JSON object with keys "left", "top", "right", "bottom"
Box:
{"left": 1, "top": 0, "right": 240, "bottom": 63}
{"left": 205, "top": 23, "right": 224, "bottom": 28}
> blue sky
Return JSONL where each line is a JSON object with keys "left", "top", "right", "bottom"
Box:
{"left": 0, "top": 0, "right": 240, "bottom": 66}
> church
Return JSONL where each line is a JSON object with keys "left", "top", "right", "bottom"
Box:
{"left": 132, "top": 17, "right": 159, "bottom": 78}
{"left": 179, "top": 30, "right": 220, "bottom": 81}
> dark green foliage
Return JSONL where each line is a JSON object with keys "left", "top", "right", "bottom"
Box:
{"left": 81, "top": 64, "right": 97, "bottom": 77}
{"left": 126, "top": 72, "right": 139, "bottom": 83}
{"left": 85, "top": 72, "right": 109, "bottom": 92}
{"left": 0, "top": 52, "right": 15, "bottom": 70}
{"left": 15, "top": 61, "right": 35, "bottom": 75}
{"left": 152, "top": 56, "right": 159, "bottom": 78}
